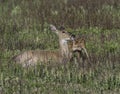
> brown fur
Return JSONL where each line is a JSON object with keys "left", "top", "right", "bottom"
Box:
{"left": 50, "top": 25, "right": 71, "bottom": 58}
{"left": 9, "top": 25, "right": 74, "bottom": 67}
{"left": 70, "top": 37, "right": 89, "bottom": 61}
{"left": 11, "top": 50, "right": 63, "bottom": 67}
{"left": 11, "top": 41, "right": 75, "bottom": 67}
{"left": 10, "top": 25, "right": 89, "bottom": 67}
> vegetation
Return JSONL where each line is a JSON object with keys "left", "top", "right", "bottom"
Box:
{"left": 0, "top": 0, "right": 120, "bottom": 94}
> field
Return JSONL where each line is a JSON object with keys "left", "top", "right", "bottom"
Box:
{"left": 0, "top": 0, "right": 120, "bottom": 94}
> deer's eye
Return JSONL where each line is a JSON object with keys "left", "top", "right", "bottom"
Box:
{"left": 62, "top": 31, "right": 65, "bottom": 33}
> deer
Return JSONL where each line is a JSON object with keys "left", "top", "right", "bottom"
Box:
{"left": 68, "top": 36, "right": 90, "bottom": 68}
{"left": 50, "top": 25, "right": 73, "bottom": 59}
{"left": 72, "top": 37, "right": 89, "bottom": 60}
{"left": 9, "top": 25, "right": 77, "bottom": 67}
{"left": 50, "top": 25, "right": 89, "bottom": 63}
{"left": 9, "top": 25, "right": 89, "bottom": 67}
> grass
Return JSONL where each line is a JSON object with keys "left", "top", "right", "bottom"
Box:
{"left": 0, "top": 0, "right": 120, "bottom": 93}
{"left": 0, "top": 60, "right": 120, "bottom": 94}
{"left": 0, "top": 28, "right": 120, "bottom": 94}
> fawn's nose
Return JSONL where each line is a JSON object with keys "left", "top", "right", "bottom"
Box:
{"left": 72, "top": 46, "right": 82, "bottom": 51}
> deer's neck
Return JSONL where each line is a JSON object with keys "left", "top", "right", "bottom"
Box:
{"left": 59, "top": 38, "right": 70, "bottom": 59}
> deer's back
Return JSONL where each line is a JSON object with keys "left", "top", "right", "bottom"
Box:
{"left": 11, "top": 50, "right": 63, "bottom": 67}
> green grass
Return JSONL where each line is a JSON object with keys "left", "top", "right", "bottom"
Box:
{"left": 0, "top": 59, "right": 120, "bottom": 94}
{"left": 0, "top": 0, "right": 120, "bottom": 93}
{"left": 0, "top": 28, "right": 120, "bottom": 94}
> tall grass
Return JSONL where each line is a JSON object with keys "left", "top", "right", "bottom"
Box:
{"left": 0, "top": 0, "right": 120, "bottom": 94}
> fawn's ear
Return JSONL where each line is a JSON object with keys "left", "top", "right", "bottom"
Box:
{"left": 50, "top": 24, "right": 58, "bottom": 31}
{"left": 80, "top": 38, "right": 85, "bottom": 44}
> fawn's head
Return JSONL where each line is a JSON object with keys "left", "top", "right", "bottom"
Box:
{"left": 67, "top": 35, "right": 86, "bottom": 52}
{"left": 72, "top": 37, "right": 85, "bottom": 51}
{"left": 70, "top": 36, "right": 89, "bottom": 59}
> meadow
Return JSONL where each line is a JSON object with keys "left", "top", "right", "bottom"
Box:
{"left": 0, "top": 0, "right": 120, "bottom": 94}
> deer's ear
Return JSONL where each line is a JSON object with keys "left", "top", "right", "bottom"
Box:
{"left": 59, "top": 26, "right": 65, "bottom": 31}
{"left": 50, "top": 24, "right": 57, "bottom": 31}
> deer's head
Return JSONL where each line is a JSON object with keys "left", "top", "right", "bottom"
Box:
{"left": 50, "top": 25, "right": 71, "bottom": 41}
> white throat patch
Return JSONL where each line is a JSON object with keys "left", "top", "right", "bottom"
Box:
{"left": 61, "top": 39, "right": 67, "bottom": 45}
{"left": 61, "top": 38, "right": 71, "bottom": 45}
